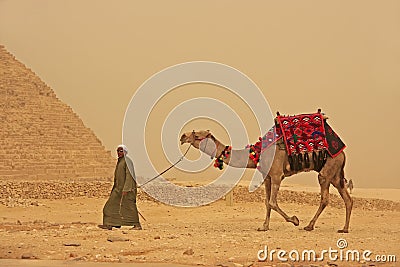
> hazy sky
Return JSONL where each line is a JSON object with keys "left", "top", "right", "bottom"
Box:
{"left": 1, "top": 0, "right": 399, "bottom": 188}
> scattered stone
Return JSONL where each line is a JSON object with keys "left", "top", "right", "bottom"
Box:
{"left": 243, "top": 262, "right": 254, "bottom": 267}
{"left": 327, "top": 262, "right": 338, "bottom": 267}
{"left": 216, "top": 263, "right": 238, "bottom": 267}
{"left": 0, "top": 181, "right": 399, "bottom": 211}
{"left": 70, "top": 256, "right": 86, "bottom": 261}
{"left": 107, "top": 236, "right": 129, "bottom": 242}
{"left": 183, "top": 248, "right": 194, "bottom": 255}
{"left": 118, "top": 255, "right": 129, "bottom": 263}
{"left": 63, "top": 242, "right": 81, "bottom": 247}
{"left": 154, "top": 235, "right": 161, "bottom": 240}
{"left": 21, "top": 252, "right": 37, "bottom": 259}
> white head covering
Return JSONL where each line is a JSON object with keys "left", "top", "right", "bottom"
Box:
{"left": 117, "top": 144, "right": 128, "bottom": 154}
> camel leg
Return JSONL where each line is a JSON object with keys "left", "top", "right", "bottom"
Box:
{"left": 333, "top": 180, "right": 353, "bottom": 233}
{"left": 304, "top": 174, "right": 330, "bottom": 231}
{"left": 258, "top": 176, "right": 272, "bottom": 231}
{"left": 269, "top": 176, "right": 299, "bottom": 226}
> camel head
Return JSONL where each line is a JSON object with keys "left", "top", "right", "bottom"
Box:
{"left": 180, "top": 130, "right": 213, "bottom": 147}
{"left": 180, "top": 130, "right": 218, "bottom": 157}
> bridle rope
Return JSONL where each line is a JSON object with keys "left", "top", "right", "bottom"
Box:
{"left": 137, "top": 132, "right": 193, "bottom": 188}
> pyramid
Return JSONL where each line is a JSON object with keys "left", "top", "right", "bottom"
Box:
{"left": 0, "top": 45, "right": 115, "bottom": 180}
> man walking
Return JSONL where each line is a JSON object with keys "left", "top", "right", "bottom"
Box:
{"left": 98, "top": 145, "right": 142, "bottom": 230}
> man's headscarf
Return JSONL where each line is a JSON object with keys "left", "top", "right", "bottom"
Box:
{"left": 117, "top": 144, "right": 128, "bottom": 154}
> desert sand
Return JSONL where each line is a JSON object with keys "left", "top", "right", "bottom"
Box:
{"left": 0, "top": 181, "right": 399, "bottom": 267}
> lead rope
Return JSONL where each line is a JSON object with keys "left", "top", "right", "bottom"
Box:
{"left": 137, "top": 143, "right": 192, "bottom": 188}
{"left": 135, "top": 144, "right": 192, "bottom": 222}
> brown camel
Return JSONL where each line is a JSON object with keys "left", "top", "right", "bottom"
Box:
{"left": 180, "top": 129, "right": 353, "bottom": 233}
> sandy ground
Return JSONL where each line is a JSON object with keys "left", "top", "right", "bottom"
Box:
{"left": 0, "top": 185, "right": 399, "bottom": 267}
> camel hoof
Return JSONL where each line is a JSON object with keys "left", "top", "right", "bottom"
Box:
{"left": 304, "top": 225, "right": 314, "bottom": 231}
{"left": 337, "top": 229, "right": 349, "bottom": 233}
{"left": 257, "top": 226, "right": 269, "bottom": 231}
{"left": 291, "top": 216, "right": 300, "bottom": 226}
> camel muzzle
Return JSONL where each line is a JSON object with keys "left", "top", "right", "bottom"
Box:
{"left": 180, "top": 134, "right": 188, "bottom": 145}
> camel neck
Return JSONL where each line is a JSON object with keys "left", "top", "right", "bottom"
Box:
{"left": 213, "top": 140, "right": 254, "bottom": 168}
{"left": 214, "top": 140, "right": 227, "bottom": 158}
{"left": 198, "top": 137, "right": 256, "bottom": 169}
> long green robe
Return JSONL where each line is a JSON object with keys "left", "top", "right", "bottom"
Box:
{"left": 103, "top": 156, "right": 140, "bottom": 226}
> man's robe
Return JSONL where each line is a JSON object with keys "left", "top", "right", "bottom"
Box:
{"left": 103, "top": 156, "right": 140, "bottom": 226}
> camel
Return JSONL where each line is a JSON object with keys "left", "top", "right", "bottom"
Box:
{"left": 180, "top": 127, "right": 353, "bottom": 233}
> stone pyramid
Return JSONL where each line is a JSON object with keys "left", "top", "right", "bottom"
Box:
{"left": 0, "top": 45, "right": 115, "bottom": 180}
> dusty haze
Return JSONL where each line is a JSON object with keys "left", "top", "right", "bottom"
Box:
{"left": 1, "top": 0, "right": 399, "bottom": 188}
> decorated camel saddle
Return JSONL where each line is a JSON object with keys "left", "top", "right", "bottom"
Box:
{"left": 245, "top": 109, "right": 346, "bottom": 172}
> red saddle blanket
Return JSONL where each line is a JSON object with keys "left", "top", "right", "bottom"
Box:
{"left": 246, "top": 112, "right": 345, "bottom": 166}
{"left": 278, "top": 113, "right": 326, "bottom": 155}
{"left": 277, "top": 113, "right": 345, "bottom": 158}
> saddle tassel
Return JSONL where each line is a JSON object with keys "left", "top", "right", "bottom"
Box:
{"left": 293, "top": 154, "right": 299, "bottom": 171}
{"left": 288, "top": 155, "right": 294, "bottom": 171}
{"left": 304, "top": 153, "right": 310, "bottom": 168}
{"left": 312, "top": 151, "right": 319, "bottom": 171}
{"left": 297, "top": 153, "right": 303, "bottom": 171}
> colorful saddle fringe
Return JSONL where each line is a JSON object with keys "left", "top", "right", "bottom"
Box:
{"left": 245, "top": 126, "right": 282, "bottom": 166}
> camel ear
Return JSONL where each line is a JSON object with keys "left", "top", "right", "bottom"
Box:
{"left": 206, "top": 129, "right": 210, "bottom": 132}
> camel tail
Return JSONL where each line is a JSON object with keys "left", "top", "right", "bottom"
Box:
{"left": 339, "top": 152, "right": 346, "bottom": 188}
